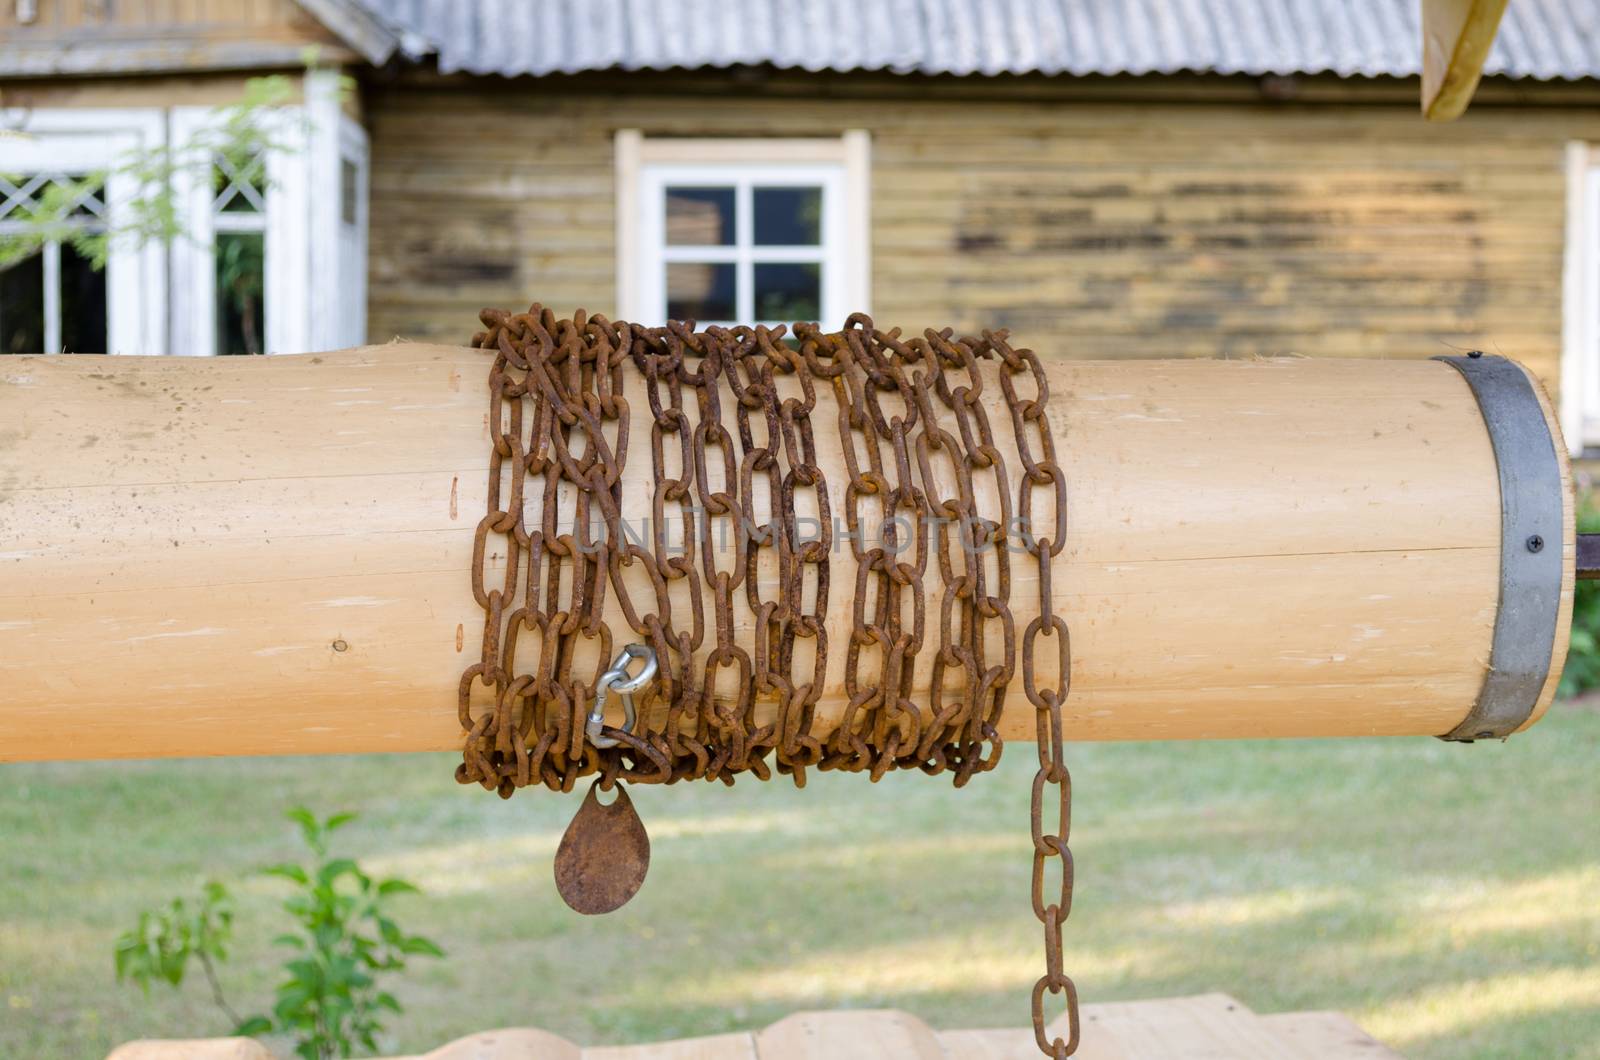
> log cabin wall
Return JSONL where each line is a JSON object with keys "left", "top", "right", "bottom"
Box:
{"left": 0, "top": 0, "right": 353, "bottom": 74}
{"left": 0, "top": 73, "right": 307, "bottom": 108}
{"left": 365, "top": 72, "right": 1600, "bottom": 396}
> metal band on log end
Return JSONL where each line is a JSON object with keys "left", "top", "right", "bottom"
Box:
{"left": 1433, "top": 354, "right": 1565, "bottom": 741}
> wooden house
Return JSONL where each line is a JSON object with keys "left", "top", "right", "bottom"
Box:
{"left": 5, "top": 0, "right": 1600, "bottom": 451}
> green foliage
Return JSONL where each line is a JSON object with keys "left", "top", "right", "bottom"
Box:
{"left": 1558, "top": 491, "right": 1600, "bottom": 698}
{"left": 248, "top": 809, "right": 445, "bottom": 1059}
{"left": 1, "top": 168, "right": 114, "bottom": 269}
{"left": 113, "top": 881, "right": 235, "bottom": 998}
{"left": 112, "top": 808, "right": 443, "bottom": 1060}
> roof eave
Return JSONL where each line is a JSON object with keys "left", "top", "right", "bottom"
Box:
{"left": 294, "top": 0, "right": 400, "bottom": 66}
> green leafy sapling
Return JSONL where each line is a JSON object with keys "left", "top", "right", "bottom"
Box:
{"left": 1559, "top": 490, "right": 1600, "bottom": 697}
{"left": 114, "top": 880, "right": 243, "bottom": 1027}
{"left": 113, "top": 808, "right": 443, "bottom": 1060}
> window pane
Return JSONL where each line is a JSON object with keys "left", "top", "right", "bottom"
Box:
{"left": 754, "top": 262, "right": 821, "bottom": 321}
{"left": 0, "top": 172, "right": 103, "bottom": 222}
{"left": 666, "top": 187, "right": 734, "bottom": 246}
{"left": 341, "top": 157, "right": 359, "bottom": 226}
{"left": 53, "top": 174, "right": 106, "bottom": 219}
{"left": 59, "top": 241, "right": 107, "bottom": 354}
{"left": 666, "top": 262, "right": 736, "bottom": 321}
{"left": 754, "top": 186, "right": 822, "bottom": 246}
{"left": 216, "top": 231, "right": 266, "bottom": 355}
{"left": 0, "top": 174, "right": 35, "bottom": 222}
{"left": 214, "top": 155, "right": 266, "bottom": 214}
{"left": 0, "top": 249, "right": 44, "bottom": 355}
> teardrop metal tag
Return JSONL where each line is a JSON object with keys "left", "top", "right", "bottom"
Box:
{"left": 553, "top": 779, "right": 650, "bottom": 915}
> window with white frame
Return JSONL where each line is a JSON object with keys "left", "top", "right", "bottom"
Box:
{"left": 1564, "top": 142, "right": 1600, "bottom": 454}
{"left": 172, "top": 73, "right": 369, "bottom": 358}
{"left": 210, "top": 152, "right": 269, "bottom": 355}
{"left": 1, "top": 74, "right": 367, "bottom": 360}
{"left": 0, "top": 172, "right": 109, "bottom": 354}
{"left": 0, "top": 108, "right": 167, "bottom": 355}
{"left": 617, "top": 132, "right": 871, "bottom": 327}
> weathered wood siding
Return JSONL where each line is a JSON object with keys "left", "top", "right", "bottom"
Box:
{"left": 0, "top": 73, "right": 305, "bottom": 109}
{"left": 3, "top": 0, "right": 321, "bottom": 31}
{"left": 366, "top": 78, "right": 1593, "bottom": 391}
{"left": 0, "top": 0, "right": 349, "bottom": 75}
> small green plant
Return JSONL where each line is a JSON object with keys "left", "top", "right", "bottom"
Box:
{"left": 113, "top": 880, "right": 242, "bottom": 1026}
{"left": 1559, "top": 490, "right": 1600, "bottom": 698}
{"left": 114, "top": 808, "right": 443, "bottom": 1060}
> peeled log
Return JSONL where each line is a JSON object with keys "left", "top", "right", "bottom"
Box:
{"left": 0, "top": 345, "right": 1572, "bottom": 763}
{"left": 1421, "top": 0, "right": 1510, "bottom": 121}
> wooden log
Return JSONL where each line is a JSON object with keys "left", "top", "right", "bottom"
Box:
{"left": 1421, "top": 0, "right": 1510, "bottom": 121}
{"left": 0, "top": 345, "right": 1572, "bottom": 763}
{"left": 104, "top": 995, "right": 1403, "bottom": 1059}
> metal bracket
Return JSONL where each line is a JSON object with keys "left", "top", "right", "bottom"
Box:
{"left": 586, "top": 643, "right": 658, "bottom": 749}
{"left": 1433, "top": 353, "right": 1565, "bottom": 742}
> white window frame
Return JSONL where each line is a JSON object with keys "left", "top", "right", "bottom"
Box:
{"left": 170, "top": 70, "right": 368, "bottom": 357}
{"left": 615, "top": 131, "right": 871, "bottom": 326}
{"left": 307, "top": 67, "right": 370, "bottom": 353}
{"left": 170, "top": 105, "right": 302, "bottom": 357}
{"left": 0, "top": 107, "right": 167, "bottom": 355}
{"left": 330, "top": 103, "right": 371, "bottom": 351}
{"left": 1563, "top": 142, "right": 1600, "bottom": 454}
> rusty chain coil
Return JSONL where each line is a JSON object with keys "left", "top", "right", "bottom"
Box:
{"left": 460, "top": 305, "right": 1077, "bottom": 1055}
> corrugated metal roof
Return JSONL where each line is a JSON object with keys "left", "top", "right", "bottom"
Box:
{"left": 358, "top": 0, "right": 1600, "bottom": 81}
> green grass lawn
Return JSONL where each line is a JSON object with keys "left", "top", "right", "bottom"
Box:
{"left": 3, "top": 706, "right": 1597, "bottom": 1059}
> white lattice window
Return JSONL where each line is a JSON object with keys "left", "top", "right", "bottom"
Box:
{"left": 0, "top": 172, "right": 109, "bottom": 354}
{"left": 0, "top": 88, "right": 366, "bottom": 360}
{"left": 171, "top": 70, "right": 368, "bottom": 357}
{"left": 0, "top": 108, "right": 167, "bottom": 355}
{"left": 210, "top": 153, "right": 269, "bottom": 355}
{"left": 616, "top": 133, "right": 871, "bottom": 327}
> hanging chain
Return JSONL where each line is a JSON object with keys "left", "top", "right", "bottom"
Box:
{"left": 459, "top": 307, "right": 1027, "bottom": 793}
{"left": 1004, "top": 335, "right": 1080, "bottom": 1058}
{"left": 461, "top": 306, "right": 1075, "bottom": 1054}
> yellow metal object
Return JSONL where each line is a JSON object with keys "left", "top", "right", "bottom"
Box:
{"left": 1422, "top": 0, "right": 1511, "bottom": 121}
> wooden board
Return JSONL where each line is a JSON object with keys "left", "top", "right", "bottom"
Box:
{"left": 363, "top": 79, "right": 1600, "bottom": 396}
{"left": 1261, "top": 1011, "right": 1408, "bottom": 1058}
{"left": 1421, "top": 0, "right": 1511, "bottom": 121}
{"left": 0, "top": 0, "right": 357, "bottom": 76}
{"left": 107, "top": 994, "right": 1405, "bottom": 1059}
{"left": 1060, "top": 994, "right": 1303, "bottom": 1058}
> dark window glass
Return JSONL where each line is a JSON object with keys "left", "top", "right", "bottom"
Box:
{"left": 754, "top": 262, "right": 821, "bottom": 321}
{"left": 665, "top": 187, "right": 734, "bottom": 246}
{"left": 216, "top": 231, "right": 266, "bottom": 355}
{"left": 753, "top": 186, "right": 821, "bottom": 245}
{"left": 59, "top": 241, "right": 107, "bottom": 353}
{"left": 341, "top": 157, "right": 359, "bottom": 226}
{"left": 0, "top": 250, "right": 44, "bottom": 355}
{"left": 666, "top": 262, "right": 736, "bottom": 321}
{"left": 219, "top": 192, "right": 260, "bottom": 213}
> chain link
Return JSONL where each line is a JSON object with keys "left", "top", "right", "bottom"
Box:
{"left": 998, "top": 330, "right": 1081, "bottom": 1058}
{"left": 461, "top": 306, "right": 1076, "bottom": 1055}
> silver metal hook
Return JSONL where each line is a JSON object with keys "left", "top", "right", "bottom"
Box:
{"left": 586, "top": 643, "right": 658, "bottom": 748}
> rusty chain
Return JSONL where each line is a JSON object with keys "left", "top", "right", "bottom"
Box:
{"left": 461, "top": 305, "right": 1077, "bottom": 1055}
